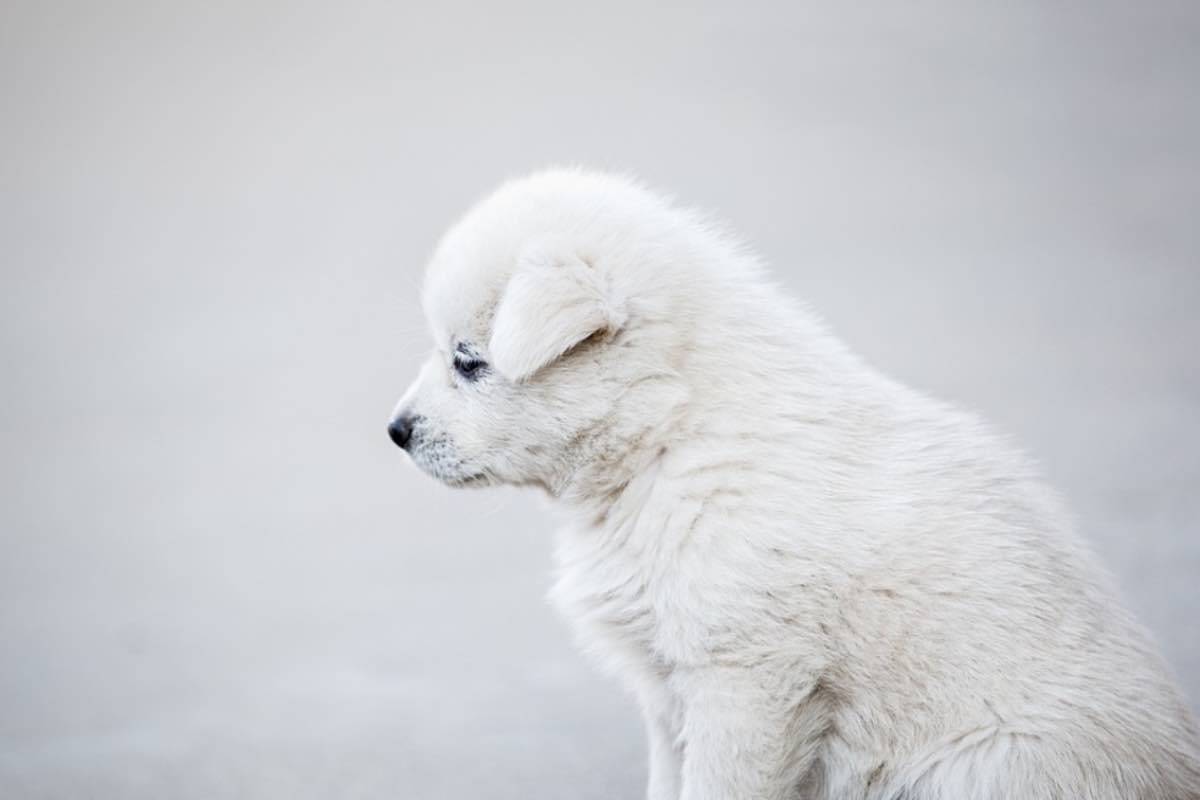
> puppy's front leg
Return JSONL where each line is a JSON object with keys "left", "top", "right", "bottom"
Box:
{"left": 637, "top": 678, "right": 683, "bottom": 800}
{"left": 676, "top": 666, "right": 827, "bottom": 800}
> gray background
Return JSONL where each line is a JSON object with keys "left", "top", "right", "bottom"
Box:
{"left": 2, "top": 1, "right": 1197, "bottom": 798}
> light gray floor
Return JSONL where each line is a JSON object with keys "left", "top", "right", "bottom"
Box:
{"left": 1, "top": 2, "right": 1197, "bottom": 798}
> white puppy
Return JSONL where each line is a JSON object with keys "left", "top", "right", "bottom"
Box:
{"left": 389, "top": 169, "right": 1200, "bottom": 799}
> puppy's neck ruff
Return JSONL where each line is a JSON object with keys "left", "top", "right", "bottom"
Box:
{"left": 548, "top": 386, "right": 690, "bottom": 526}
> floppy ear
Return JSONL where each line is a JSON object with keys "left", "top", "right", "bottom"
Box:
{"left": 489, "top": 241, "right": 624, "bottom": 382}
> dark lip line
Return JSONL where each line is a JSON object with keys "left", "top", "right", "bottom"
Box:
{"left": 449, "top": 473, "right": 488, "bottom": 487}
{"left": 412, "top": 463, "right": 483, "bottom": 488}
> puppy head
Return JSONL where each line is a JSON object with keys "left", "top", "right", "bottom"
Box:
{"left": 389, "top": 170, "right": 680, "bottom": 492}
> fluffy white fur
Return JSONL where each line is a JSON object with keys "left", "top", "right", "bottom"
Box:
{"left": 391, "top": 168, "right": 1200, "bottom": 799}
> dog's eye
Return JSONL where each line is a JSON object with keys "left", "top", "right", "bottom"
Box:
{"left": 454, "top": 357, "right": 487, "bottom": 381}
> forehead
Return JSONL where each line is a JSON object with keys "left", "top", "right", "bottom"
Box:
{"left": 417, "top": 169, "right": 644, "bottom": 352}
{"left": 420, "top": 224, "right": 518, "bottom": 353}
{"left": 420, "top": 182, "right": 556, "bottom": 352}
{"left": 421, "top": 267, "right": 495, "bottom": 352}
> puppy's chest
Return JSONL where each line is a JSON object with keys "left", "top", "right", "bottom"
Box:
{"left": 549, "top": 531, "right": 672, "bottom": 668}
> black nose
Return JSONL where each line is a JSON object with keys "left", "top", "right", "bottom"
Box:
{"left": 388, "top": 415, "right": 415, "bottom": 449}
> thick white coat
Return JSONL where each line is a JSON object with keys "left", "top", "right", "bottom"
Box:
{"left": 394, "top": 169, "right": 1200, "bottom": 799}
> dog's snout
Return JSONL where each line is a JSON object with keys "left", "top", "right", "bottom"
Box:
{"left": 388, "top": 414, "right": 416, "bottom": 450}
